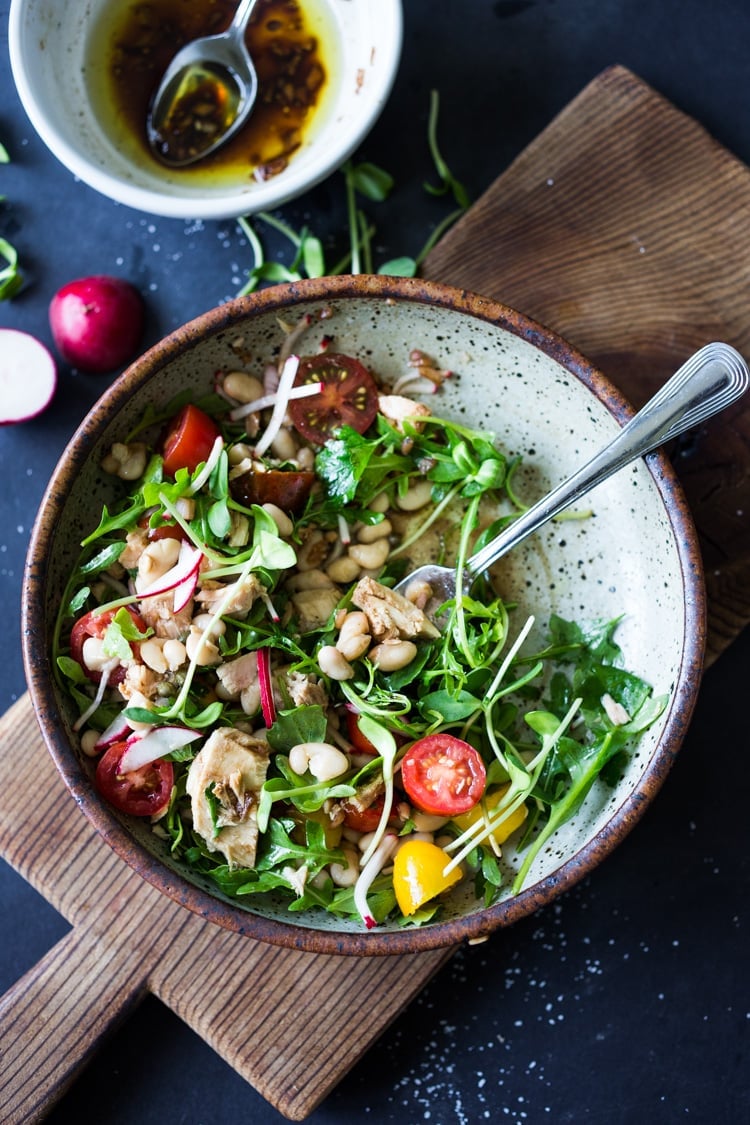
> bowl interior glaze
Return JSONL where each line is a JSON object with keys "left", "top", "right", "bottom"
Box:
{"left": 22, "top": 276, "right": 706, "bottom": 955}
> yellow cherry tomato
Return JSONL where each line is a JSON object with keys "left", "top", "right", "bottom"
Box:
{"left": 393, "top": 839, "right": 462, "bottom": 916}
{"left": 452, "top": 784, "right": 527, "bottom": 844}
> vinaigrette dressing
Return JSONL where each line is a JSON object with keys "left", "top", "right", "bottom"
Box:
{"left": 84, "top": 0, "right": 337, "bottom": 187}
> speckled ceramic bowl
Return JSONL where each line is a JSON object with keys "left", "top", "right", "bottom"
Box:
{"left": 22, "top": 276, "right": 705, "bottom": 955}
{"left": 9, "top": 0, "right": 402, "bottom": 220}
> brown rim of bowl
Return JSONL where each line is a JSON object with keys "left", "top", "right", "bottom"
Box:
{"left": 22, "top": 275, "right": 707, "bottom": 956}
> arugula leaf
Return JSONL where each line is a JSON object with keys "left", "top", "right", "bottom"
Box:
{"left": 266, "top": 705, "right": 328, "bottom": 753}
{"left": 256, "top": 817, "right": 345, "bottom": 873}
{"left": 80, "top": 499, "right": 147, "bottom": 546}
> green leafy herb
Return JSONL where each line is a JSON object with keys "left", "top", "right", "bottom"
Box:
{"left": 0, "top": 237, "right": 23, "bottom": 300}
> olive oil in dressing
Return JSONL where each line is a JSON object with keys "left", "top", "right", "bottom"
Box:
{"left": 84, "top": 0, "right": 337, "bottom": 187}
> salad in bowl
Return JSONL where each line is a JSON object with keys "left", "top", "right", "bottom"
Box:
{"left": 26, "top": 277, "right": 704, "bottom": 954}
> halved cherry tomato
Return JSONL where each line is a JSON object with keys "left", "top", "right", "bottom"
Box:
{"left": 69, "top": 607, "right": 147, "bottom": 685}
{"left": 392, "top": 839, "right": 462, "bottom": 916}
{"left": 345, "top": 711, "right": 379, "bottom": 755}
{"left": 400, "top": 734, "right": 486, "bottom": 816}
{"left": 341, "top": 793, "right": 387, "bottom": 833}
{"left": 288, "top": 353, "right": 378, "bottom": 444}
{"left": 229, "top": 467, "right": 315, "bottom": 513}
{"left": 138, "top": 511, "right": 189, "bottom": 543}
{"left": 95, "top": 740, "right": 174, "bottom": 817}
{"left": 161, "top": 403, "right": 220, "bottom": 477}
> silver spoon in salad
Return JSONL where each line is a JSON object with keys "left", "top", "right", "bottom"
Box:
{"left": 393, "top": 341, "right": 749, "bottom": 606}
{"left": 147, "top": 0, "right": 261, "bottom": 167}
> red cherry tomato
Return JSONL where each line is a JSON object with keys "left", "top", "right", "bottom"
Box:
{"left": 138, "top": 511, "right": 189, "bottom": 543}
{"left": 161, "top": 404, "right": 220, "bottom": 477}
{"left": 95, "top": 740, "right": 174, "bottom": 817}
{"left": 69, "top": 607, "right": 147, "bottom": 685}
{"left": 342, "top": 794, "right": 387, "bottom": 833}
{"left": 288, "top": 353, "right": 378, "bottom": 444}
{"left": 346, "top": 711, "right": 379, "bottom": 755}
{"left": 400, "top": 734, "right": 486, "bottom": 816}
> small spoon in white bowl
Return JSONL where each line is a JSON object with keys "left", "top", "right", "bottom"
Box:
{"left": 394, "top": 341, "right": 749, "bottom": 607}
{"left": 147, "top": 0, "right": 261, "bottom": 167}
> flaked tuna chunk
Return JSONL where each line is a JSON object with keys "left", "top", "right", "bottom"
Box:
{"left": 186, "top": 727, "right": 270, "bottom": 869}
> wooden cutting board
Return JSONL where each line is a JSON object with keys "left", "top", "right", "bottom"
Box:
{"left": 2, "top": 64, "right": 749, "bottom": 1122}
{"left": 422, "top": 64, "right": 750, "bottom": 666}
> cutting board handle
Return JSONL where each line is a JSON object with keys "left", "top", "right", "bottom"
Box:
{"left": 0, "top": 924, "right": 152, "bottom": 1123}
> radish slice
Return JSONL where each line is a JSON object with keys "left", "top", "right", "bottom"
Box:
{"left": 257, "top": 647, "right": 276, "bottom": 727}
{"left": 228, "top": 381, "right": 322, "bottom": 422}
{"left": 189, "top": 434, "right": 224, "bottom": 494}
{"left": 0, "top": 329, "right": 57, "bottom": 424}
{"left": 172, "top": 541, "right": 204, "bottom": 611}
{"left": 119, "top": 725, "right": 201, "bottom": 773}
{"left": 72, "top": 662, "right": 115, "bottom": 732}
{"left": 353, "top": 834, "right": 398, "bottom": 929}
{"left": 93, "top": 711, "right": 133, "bottom": 751}
{"left": 253, "top": 354, "right": 300, "bottom": 458}
{"left": 137, "top": 542, "right": 203, "bottom": 603}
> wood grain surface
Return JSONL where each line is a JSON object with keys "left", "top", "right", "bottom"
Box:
{"left": 423, "top": 64, "right": 750, "bottom": 666}
{"left": 2, "top": 64, "right": 749, "bottom": 1121}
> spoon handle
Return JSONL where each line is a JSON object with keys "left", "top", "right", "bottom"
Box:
{"left": 466, "top": 341, "right": 749, "bottom": 581}
{"left": 230, "top": 0, "right": 261, "bottom": 36}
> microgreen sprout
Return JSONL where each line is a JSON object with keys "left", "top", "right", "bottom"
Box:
{"left": 235, "top": 88, "right": 469, "bottom": 291}
{"left": 0, "top": 237, "right": 23, "bottom": 300}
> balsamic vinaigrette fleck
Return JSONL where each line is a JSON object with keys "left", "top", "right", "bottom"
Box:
{"left": 101, "top": 0, "right": 329, "bottom": 181}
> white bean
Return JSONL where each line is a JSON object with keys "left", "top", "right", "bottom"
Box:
{"left": 396, "top": 479, "right": 433, "bottom": 511}
{"left": 336, "top": 611, "right": 371, "bottom": 662}
{"left": 329, "top": 848, "right": 360, "bottom": 887}
{"left": 394, "top": 832, "right": 434, "bottom": 854}
{"left": 285, "top": 568, "right": 333, "bottom": 592}
{"left": 368, "top": 491, "right": 390, "bottom": 513}
{"left": 262, "top": 502, "right": 294, "bottom": 538}
{"left": 223, "top": 371, "right": 264, "bottom": 403}
{"left": 135, "top": 537, "right": 181, "bottom": 589}
{"left": 162, "top": 639, "right": 187, "bottom": 670}
{"left": 296, "top": 446, "right": 315, "bottom": 471}
{"left": 228, "top": 441, "right": 254, "bottom": 466}
{"left": 357, "top": 518, "right": 392, "bottom": 544}
{"left": 125, "top": 691, "right": 154, "bottom": 732}
{"left": 140, "top": 638, "right": 168, "bottom": 674}
{"left": 411, "top": 811, "right": 450, "bottom": 832}
{"left": 80, "top": 729, "right": 100, "bottom": 757}
{"left": 185, "top": 627, "right": 221, "bottom": 666}
{"left": 81, "top": 636, "right": 109, "bottom": 673}
{"left": 369, "top": 639, "right": 418, "bottom": 672}
{"left": 347, "top": 538, "right": 390, "bottom": 570}
{"left": 101, "top": 441, "right": 148, "bottom": 481}
{"left": 270, "top": 427, "right": 298, "bottom": 461}
{"left": 288, "top": 741, "right": 350, "bottom": 782}
{"left": 403, "top": 578, "right": 433, "bottom": 609}
{"left": 192, "top": 614, "right": 226, "bottom": 638}
{"left": 326, "top": 555, "right": 361, "bottom": 584}
{"left": 318, "top": 645, "right": 354, "bottom": 681}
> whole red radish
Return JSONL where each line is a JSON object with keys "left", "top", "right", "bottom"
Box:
{"left": 0, "top": 328, "right": 57, "bottom": 424}
{"left": 49, "top": 275, "right": 144, "bottom": 374}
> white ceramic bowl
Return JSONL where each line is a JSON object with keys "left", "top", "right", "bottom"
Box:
{"left": 9, "top": 0, "right": 402, "bottom": 220}
{"left": 23, "top": 277, "right": 705, "bottom": 955}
